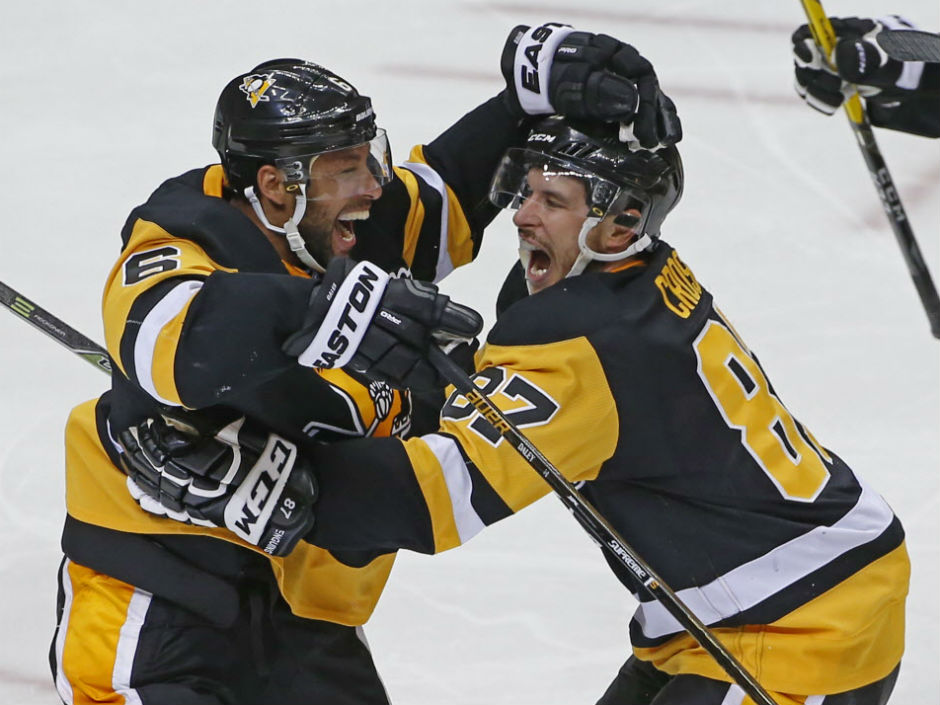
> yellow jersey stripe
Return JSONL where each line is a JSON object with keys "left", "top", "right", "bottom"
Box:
{"left": 202, "top": 164, "right": 226, "bottom": 197}
{"left": 103, "top": 220, "right": 234, "bottom": 384}
{"left": 393, "top": 164, "right": 425, "bottom": 268}
{"left": 607, "top": 259, "right": 647, "bottom": 274}
{"left": 403, "top": 434, "right": 467, "bottom": 551}
{"left": 65, "top": 399, "right": 398, "bottom": 626}
{"left": 402, "top": 145, "right": 474, "bottom": 282}
{"left": 59, "top": 560, "right": 148, "bottom": 705}
{"left": 149, "top": 285, "right": 199, "bottom": 407}
{"left": 135, "top": 280, "right": 202, "bottom": 406}
{"left": 411, "top": 433, "right": 486, "bottom": 548}
{"left": 634, "top": 541, "right": 909, "bottom": 694}
{"left": 441, "top": 338, "right": 618, "bottom": 512}
{"left": 268, "top": 543, "right": 397, "bottom": 626}
{"left": 633, "top": 478, "right": 897, "bottom": 640}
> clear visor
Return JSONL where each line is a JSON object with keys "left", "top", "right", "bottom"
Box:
{"left": 275, "top": 128, "right": 393, "bottom": 202}
{"left": 489, "top": 148, "right": 651, "bottom": 232}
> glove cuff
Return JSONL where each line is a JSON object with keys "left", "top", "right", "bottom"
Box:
{"left": 295, "top": 260, "right": 391, "bottom": 368}
{"left": 505, "top": 22, "right": 575, "bottom": 115}
{"left": 222, "top": 433, "right": 298, "bottom": 549}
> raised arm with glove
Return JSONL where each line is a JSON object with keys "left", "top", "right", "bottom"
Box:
{"left": 792, "top": 15, "right": 940, "bottom": 137}
{"left": 500, "top": 21, "right": 682, "bottom": 149}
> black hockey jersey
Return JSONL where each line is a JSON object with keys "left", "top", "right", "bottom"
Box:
{"left": 64, "top": 95, "right": 528, "bottom": 625}
{"left": 307, "top": 242, "right": 908, "bottom": 693}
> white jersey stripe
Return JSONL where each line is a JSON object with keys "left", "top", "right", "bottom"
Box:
{"left": 422, "top": 433, "right": 486, "bottom": 543}
{"left": 401, "top": 161, "right": 454, "bottom": 282}
{"left": 54, "top": 559, "right": 75, "bottom": 705}
{"left": 634, "top": 478, "right": 896, "bottom": 639}
{"left": 134, "top": 279, "right": 203, "bottom": 406}
{"left": 719, "top": 684, "right": 746, "bottom": 705}
{"left": 111, "top": 588, "right": 152, "bottom": 705}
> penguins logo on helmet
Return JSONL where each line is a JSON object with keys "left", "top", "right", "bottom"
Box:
{"left": 239, "top": 73, "right": 276, "bottom": 108}
{"left": 212, "top": 59, "right": 392, "bottom": 272}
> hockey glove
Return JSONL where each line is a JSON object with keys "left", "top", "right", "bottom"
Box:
{"left": 793, "top": 16, "right": 939, "bottom": 116}
{"left": 283, "top": 257, "right": 483, "bottom": 390}
{"left": 117, "top": 415, "right": 317, "bottom": 557}
{"left": 500, "top": 22, "right": 682, "bottom": 149}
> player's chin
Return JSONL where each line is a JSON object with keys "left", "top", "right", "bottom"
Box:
{"left": 527, "top": 275, "right": 561, "bottom": 294}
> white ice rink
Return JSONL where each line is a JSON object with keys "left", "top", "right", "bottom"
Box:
{"left": 1, "top": 1, "right": 937, "bottom": 702}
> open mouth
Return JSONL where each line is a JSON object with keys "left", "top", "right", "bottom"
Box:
{"left": 519, "top": 238, "right": 552, "bottom": 287}
{"left": 336, "top": 219, "right": 356, "bottom": 242}
{"left": 528, "top": 250, "right": 550, "bottom": 279}
{"left": 334, "top": 210, "right": 369, "bottom": 253}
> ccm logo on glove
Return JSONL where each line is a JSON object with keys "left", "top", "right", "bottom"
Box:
{"left": 297, "top": 261, "right": 390, "bottom": 369}
{"left": 224, "top": 435, "right": 297, "bottom": 550}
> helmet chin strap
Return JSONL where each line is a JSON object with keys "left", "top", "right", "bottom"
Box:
{"left": 243, "top": 185, "right": 326, "bottom": 273}
{"left": 565, "top": 216, "right": 653, "bottom": 280}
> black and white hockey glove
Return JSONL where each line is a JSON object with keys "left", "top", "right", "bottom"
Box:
{"left": 283, "top": 258, "right": 483, "bottom": 391}
{"left": 793, "top": 16, "right": 940, "bottom": 134}
{"left": 117, "top": 415, "right": 317, "bottom": 557}
{"left": 500, "top": 22, "right": 682, "bottom": 149}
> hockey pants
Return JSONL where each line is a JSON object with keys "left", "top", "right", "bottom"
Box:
{"left": 50, "top": 557, "right": 391, "bottom": 705}
{"left": 596, "top": 655, "right": 900, "bottom": 705}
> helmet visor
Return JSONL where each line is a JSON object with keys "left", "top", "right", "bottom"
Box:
{"left": 489, "top": 148, "right": 652, "bottom": 232}
{"left": 275, "top": 128, "right": 393, "bottom": 201}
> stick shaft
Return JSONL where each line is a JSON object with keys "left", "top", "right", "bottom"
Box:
{"left": 429, "top": 348, "right": 779, "bottom": 705}
{"left": 0, "top": 280, "right": 111, "bottom": 374}
{"left": 799, "top": 0, "right": 940, "bottom": 338}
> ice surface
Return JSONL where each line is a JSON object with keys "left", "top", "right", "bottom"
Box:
{"left": 0, "top": 1, "right": 936, "bottom": 702}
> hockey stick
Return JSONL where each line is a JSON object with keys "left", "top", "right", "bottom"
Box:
{"left": 0, "top": 279, "right": 111, "bottom": 374}
{"left": 798, "top": 0, "right": 940, "bottom": 339}
{"left": 0, "top": 279, "right": 210, "bottom": 433}
{"left": 0, "top": 274, "right": 774, "bottom": 703}
{"left": 427, "top": 347, "right": 779, "bottom": 705}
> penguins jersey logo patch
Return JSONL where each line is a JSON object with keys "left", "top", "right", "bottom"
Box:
{"left": 239, "top": 73, "right": 276, "bottom": 108}
{"left": 368, "top": 380, "right": 394, "bottom": 421}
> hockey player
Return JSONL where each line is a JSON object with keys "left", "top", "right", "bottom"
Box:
{"left": 308, "top": 116, "right": 909, "bottom": 704}
{"left": 52, "top": 24, "right": 682, "bottom": 705}
{"left": 792, "top": 15, "right": 940, "bottom": 137}
{"left": 125, "top": 116, "right": 909, "bottom": 704}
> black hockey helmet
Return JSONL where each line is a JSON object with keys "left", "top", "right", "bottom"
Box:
{"left": 212, "top": 58, "right": 390, "bottom": 195}
{"left": 490, "top": 115, "right": 683, "bottom": 242}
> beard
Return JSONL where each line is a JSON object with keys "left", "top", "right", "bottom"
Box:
{"left": 295, "top": 204, "right": 335, "bottom": 267}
